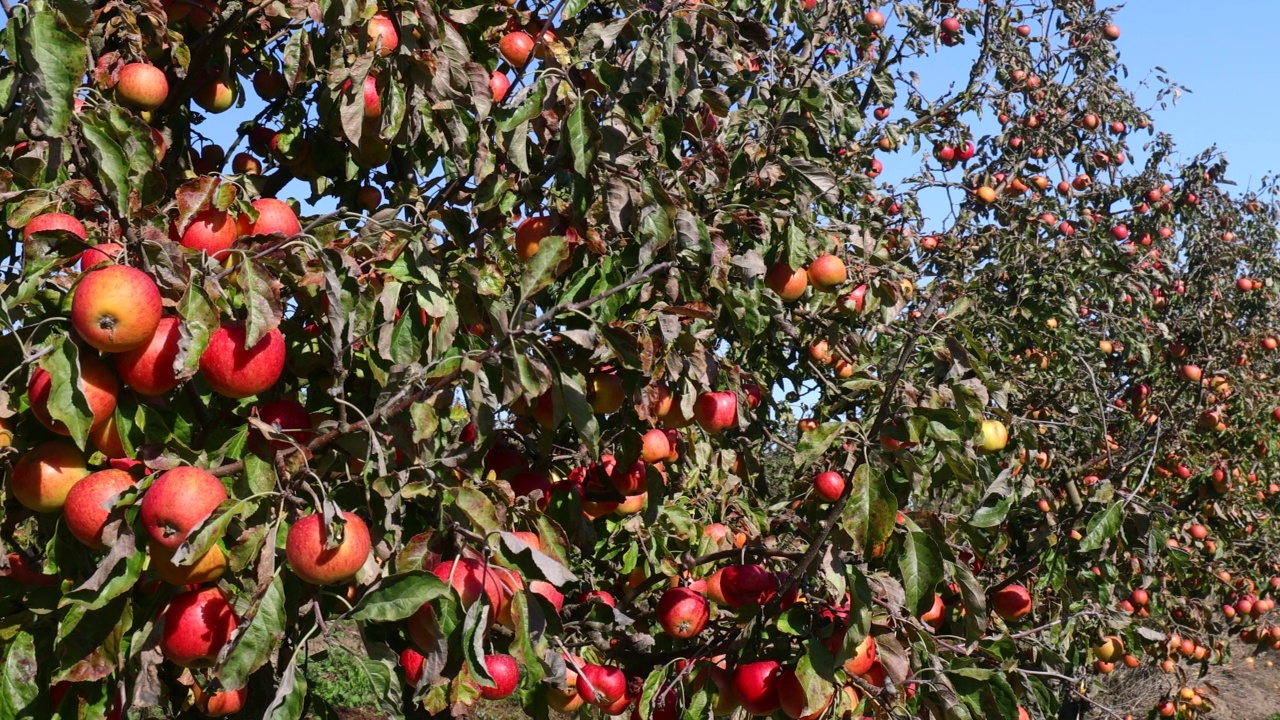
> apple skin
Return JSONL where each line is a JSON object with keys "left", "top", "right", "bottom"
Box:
{"left": 367, "top": 12, "right": 399, "bottom": 55}
{"left": 114, "top": 316, "right": 183, "bottom": 396}
{"left": 79, "top": 243, "right": 124, "bottom": 271}
{"left": 991, "top": 583, "right": 1032, "bottom": 621}
{"left": 718, "top": 564, "right": 777, "bottom": 607}
{"left": 514, "top": 216, "right": 554, "bottom": 261}
{"left": 248, "top": 198, "right": 302, "bottom": 237}
{"left": 252, "top": 397, "right": 313, "bottom": 453}
{"left": 732, "top": 661, "right": 782, "bottom": 716}
{"left": 285, "top": 511, "right": 372, "bottom": 585}
{"left": 657, "top": 586, "right": 709, "bottom": 638}
{"left": 174, "top": 209, "right": 240, "bottom": 257}
{"left": 694, "top": 391, "right": 738, "bottom": 433}
{"left": 116, "top": 63, "right": 169, "bottom": 110}
{"left": 10, "top": 439, "right": 91, "bottom": 513}
{"left": 400, "top": 647, "right": 425, "bottom": 687}
{"left": 159, "top": 587, "right": 238, "bottom": 667}
{"left": 479, "top": 654, "right": 520, "bottom": 700}
{"left": 640, "top": 428, "right": 671, "bottom": 463}
{"left": 199, "top": 324, "right": 286, "bottom": 399}
{"left": 490, "top": 71, "right": 511, "bottom": 102}
{"left": 28, "top": 354, "right": 119, "bottom": 434}
{"left": 71, "top": 265, "right": 164, "bottom": 353}
{"left": 509, "top": 470, "right": 552, "bottom": 510}
{"left": 150, "top": 540, "right": 227, "bottom": 585}
{"left": 2, "top": 553, "right": 59, "bottom": 586}
{"left": 192, "top": 684, "right": 247, "bottom": 717}
{"left": 920, "top": 594, "right": 946, "bottom": 629}
{"left": 577, "top": 663, "right": 627, "bottom": 706}
{"left": 765, "top": 262, "right": 808, "bottom": 302}
{"left": 812, "top": 471, "right": 845, "bottom": 502}
{"left": 431, "top": 557, "right": 505, "bottom": 611}
{"left": 139, "top": 466, "right": 229, "bottom": 549}
{"left": 194, "top": 78, "right": 235, "bottom": 113}
{"left": 974, "top": 419, "right": 1008, "bottom": 454}
{"left": 588, "top": 369, "right": 625, "bottom": 414}
{"left": 499, "top": 31, "right": 536, "bottom": 68}
{"left": 24, "top": 212, "right": 86, "bottom": 242}
{"left": 610, "top": 459, "right": 647, "bottom": 495}
{"left": 63, "top": 469, "right": 135, "bottom": 549}
{"left": 529, "top": 579, "right": 565, "bottom": 613}
{"left": 807, "top": 254, "right": 847, "bottom": 290}
{"left": 778, "top": 668, "right": 832, "bottom": 720}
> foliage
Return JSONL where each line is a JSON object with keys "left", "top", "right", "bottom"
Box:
{"left": 2, "top": 0, "right": 1280, "bottom": 719}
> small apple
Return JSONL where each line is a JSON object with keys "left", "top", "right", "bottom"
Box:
{"left": 640, "top": 428, "right": 671, "bottom": 463}
{"left": 114, "top": 315, "right": 182, "bottom": 396}
{"left": 432, "top": 557, "right": 505, "bottom": 611}
{"left": 79, "top": 243, "right": 124, "bottom": 270}
{"left": 490, "top": 71, "right": 511, "bottom": 102}
{"left": 694, "top": 391, "right": 738, "bottom": 433}
{"left": 139, "top": 466, "right": 229, "bottom": 549}
{"left": 116, "top": 63, "right": 169, "bottom": 110}
{"left": 286, "top": 511, "right": 372, "bottom": 585}
{"left": 974, "top": 419, "right": 1008, "bottom": 454}
{"left": 479, "top": 654, "right": 520, "bottom": 700}
{"left": 150, "top": 540, "right": 228, "bottom": 585}
{"left": 765, "top": 262, "right": 808, "bottom": 302}
{"left": 588, "top": 368, "right": 625, "bottom": 414}
{"left": 812, "top": 471, "right": 845, "bottom": 502}
{"left": 807, "top": 254, "right": 847, "bottom": 290}
{"left": 991, "top": 583, "right": 1032, "bottom": 621}
{"left": 732, "top": 661, "right": 781, "bottom": 716}
{"left": 248, "top": 197, "right": 302, "bottom": 237}
{"left": 159, "top": 587, "right": 238, "bottom": 667}
{"left": 24, "top": 212, "right": 86, "bottom": 242}
{"left": 577, "top": 663, "right": 627, "bottom": 706}
{"left": 194, "top": 78, "right": 235, "bottom": 113}
{"left": 71, "top": 265, "right": 163, "bottom": 353}
{"left": 499, "top": 31, "right": 536, "bottom": 68}
{"left": 64, "top": 469, "right": 135, "bottom": 549}
{"left": 10, "top": 440, "right": 91, "bottom": 513}
{"left": 778, "top": 668, "right": 833, "bottom": 720}
{"left": 199, "top": 324, "right": 286, "bottom": 398}
{"left": 192, "top": 684, "right": 247, "bottom": 717}
{"left": 514, "top": 215, "right": 554, "bottom": 261}
{"left": 657, "top": 586, "right": 709, "bottom": 638}
{"left": 174, "top": 209, "right": 240, "bottom": 257}
{"left": 367, "top": 12, "right": 400, "bottom": 55}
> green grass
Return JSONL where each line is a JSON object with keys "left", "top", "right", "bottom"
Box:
{"left": 306, "top": 646, "right": 380, "bottom": 711}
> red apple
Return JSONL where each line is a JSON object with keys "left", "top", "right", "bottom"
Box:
{"left": 577, "top": 663, "right": 627, "bottom": 706}
{"left": 192, "top": 684, "right": 247, "bottom": 717}
{"left": 732, "top": 661, "right": 781, "bottom": 716}
{"left": 64, "top": 469, "right": 135, "bottom": 549}
{"left": 514, "top": 215, "right": 554, "bottom": 261}
{"left": 719, "top": 564, "right": 777, "bottom": 607}
{"left": 174, "top": 209, "right": 240, "bottom": 257}
{"left": 113, "top": 316, "right": 182, "bottom": 396}
{"left": 510, "top": 470, "right": 552, "bottom": 510}
{"left": 10, "top": 440, "right": 91, "bottom": 513}
{"left": 695, "top": 391, "right": 738, "bottom": 433}
{"left": 778, "top": 668, "right": 833, "bottom": 720}
{"left": 807, "top": 254, "right": 847, "bottom": 290}
{"left": 367, "top": 12, "right": 399, "bottom": 55}
{"left": 401, "top": 647, "right": 425, "bottom": 686}
{"left": 28, "top": 354, "right": 119, "bottom": 434}
{"left": 432, "top": 557, "right": 505, "bottom": 611}
{"left": 79, "top": 243, "right": 124, "bottom": 271}
{"left": 640, "top": 428, "right": 671, "bottom": 463}
{"left": 25, "top": 212, "right": 86, "bottom": 242}
{"left": 159, "top": 587, "right": 238, "bottom": 667}
{"left": 194, "top": 78, "right": 235, "bottom": 113}
{"left": 480, "top": 654, "right": 520, "bottom": 700}
{"left": 116, "top": 63, "right": 169, "bottom": 110}
{"left": 991, "top": 583, "right": 1032, "bottom": 621}
{"left": 490, "top": 71, "right": 511, "bottom": 102}
{"left": 286, "top": 511, "right": 371, "bottom": 585}
{"left": 199, "top": 324, "right": 286, "bottom": 398}
{"left": 657, "top": 586, "right": 709, "bottom": 638}
{"left": 71, "top": 265, "right": 163, "bottom": 353}
{"left": 813, "top": 471, "right": 844, "bottom": 502}
{"left": 499, "top": 31, "right": 535, "bottom": 68}
{"left": 765, "top": 262, "right": 808, "bottom": 302}
{"left": 140, "top": 466, "right": 229, "bottom": 549}
{"left": 248, "top": 197, "right": 302, "bottom": 237}
{"left": 253, "top": 397, "right": 313, "bottom": 452}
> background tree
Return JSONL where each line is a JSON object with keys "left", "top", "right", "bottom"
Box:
{"left": 2, "top": 0, "right": 1279, "bottom": 719}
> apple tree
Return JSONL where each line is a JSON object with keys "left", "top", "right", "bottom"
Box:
{"left": 2, "top": 0, "right": 1280, "bottom": 718}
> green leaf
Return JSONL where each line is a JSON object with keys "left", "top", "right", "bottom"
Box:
{"left": 518, "top": 235, "right": 570, "bottom": 299}
{"left": 218, "top": 574, "right": 286, "bottom": 690}
{"left": 794, "top": 421, "right": 843, "bottom": 468}
{"left": 263, "top": 648, "right": 308, "bottom": 720}
{"left": 39, "top": 336, "right": 94, "bottom": 449}
{"left": 0, "top": 630, "right": 38, "bottom": 718}
{"left": 898, "top": 519, "right": 944, "bottom": 616}
{"left": 176, "top": 280, "right": 218, "bottom": 379}
{"left": 352, "top": 571, "right": 452, "bottom": 622}
{"left": 77, "top": 110, "right": 131, "bottom": 219}
{"left": 172, "top": 497, "right": 255, "bottom": 567}
{"left": 452, "top": 487, "right": 500, "bottom": 536}
{"left": 843, "top": 464, "right": 897, "bottom": 557}
{"left": 237, "top": 260, "right": 283, "bottom": 349}
{"left": 497, "top": 531, "right": 577, "bottom": 586}
{"left": 1077, "top": 503, "right": 1124, "bottom": 552}
{"left": 20, "top": 8, "right": 85, "bottom": 139}
{"left": 566, "top": 98, "right": 595, "bottom": 176}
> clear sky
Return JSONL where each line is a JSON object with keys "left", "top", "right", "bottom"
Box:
{"left": 1114, "top": 0, "right": 1280, "bottom": 191}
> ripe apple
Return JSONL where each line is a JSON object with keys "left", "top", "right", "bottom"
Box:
{"left": 732, "top": 661, "right": 781, "bottom": 715}
{"left": 1178, "top": 365, "right": 1202, "bottom": 382}
{"left": 529, "top": 579, "right": 564, "bottom": 612}
{"left": 479, "top": 654, "right": 520, "bottom": 700}
{"left": 79, "top": 243, "right": 124, "bottom": 270}
{"left": 248, "top": 197, "right": 302, "bottom": 237}
{"left": 432, "top": 557, "right": 504, "bottom": 611}
{"left": 199, "top": 324, "right": 286, "bottom": 398}
{"left": 992, "top": 583, "right": 1032, "bottom": 621}
{"left": 2, "top": 553, "right": 58, "bottom": 586}
{"left": 191, "top": 684, "right": 247, "bottom": 717}
{"left": 174, "top": 209, "right": 240, "bottom": 257}
{"left": 974, "top": 418, "right": 1008, "bottom": 454}
{"left": 252, "top": 397, "right": 313, "bottom": 453}
{"left": 765, "top": 262, "right": 808, "bottom": 301}
{"left": 116, "top": 63, "right": 169, "bottom": 110}
{"left": 194, "top": 78, "right": 235, "bottom": 113}
{"left": 640, "top": 428, "right": 672, "bottom": 463}
{"left": 358, "top": 74, "right": 381, "bottom": 117}
{"left": 587, "top": 369, "right": 625, "bottom": 414}
{"left": 813, "top": 471, "right": 845, "bottom": 502}
{"left": 140, "top": 466, "right": 229, "bottom": 549}
{"left": 400, "top": 647, "right": 425, "bottom": 686}
{"left": 609, "top": 459, "right": 647, "bottom": 495}
{"left": 367, "top": 12, "right": 400, "bottom": 55}
{"left": 232, "top": 152, "right": 263, "bottom": 174}
{"left": 63, "top": 469, "right": 135, "bottom": 549}
{"left": 1189, "top": 524, "right": 1208, "bottom": 540}
{"left": 490, "top": 71, "right": 511, "bottom": 102}
{"left": 657, "top": 586, "right": 709, "bottom": 638}
{"left": 150, "top": 540, "right": 227, "bottom": 585}
{"left": 718, "top": 564, "right": 777, "bottom": 607}
{"left": 499, "top": 31, "right": 536, "bottom": 68}
{"left": 356, "top": 185, "right": 382, "bottom": 211}
{"left": 286, "top": 511, "right": 372, "bottom": 585}
{"left": 509, "top": 470, "right": 552, "bottom": 510}
{"left": 694, "top": 391, "right": 738, "bottom": 433}
{"left": 577, "top": 663, "right": 627, "bottom": 706}
{"left": 113, "top": 315, "right": 182, "bottom": 396}
{"left": 1093, "top": 635, "right": 1124, "bottom": 663}
{"left": 71, "top": 265, "right": 163, "bottom": 353}
{"left": 778, "top": 668, "right": 833, "bottom": 720}
{"left": 28, "top": 354, "right": 119, "bottom": 434}
{"left": 864, "top": 10, "right": 885, "bottom": 29}
{"left": 252, "top": 68, "right": 286, "bottom": 99}
{"left": 807, "top": 254, "right": 847, "bottom": 290}
{"left": 514, "top": 215, "right": 554, "bottom": 261}
{"left": 24, "top": 212, "right": 86, "bottom": 242}
{"left": 10, "top": 440, "right": 90, "bottom": 513}
{"left": 159, "top": 587, "right": 238, "bottom": 667}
